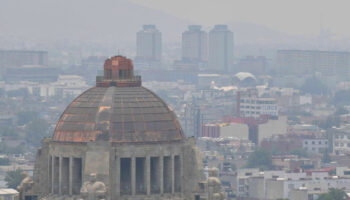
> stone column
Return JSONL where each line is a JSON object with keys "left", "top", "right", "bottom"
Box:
{"left": 171, "top": 155, "right": 175, "bottom": 194}
{"left": 69, "top": 157, "right": 73, "bottom": 195}
{"left": 160, "top": 156, "right": 164, "bottom": 194}
{"left": 146, "top": 156, "right": 151, "bottom": 195}
{"left": 59, "top": 156, "right": 62, "bottom": 195}
{"left": 115, "top": 156, "right": 120, "bottom": 197}
{"left": 131, "top": 157, "right": 136, "bottom": 195}
{"left": 51, "top": 156, "right": 55, "bottom": 194}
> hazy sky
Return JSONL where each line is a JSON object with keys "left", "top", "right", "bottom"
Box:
{"left": 129, "top": 0, "right": 350, "bottom": 38}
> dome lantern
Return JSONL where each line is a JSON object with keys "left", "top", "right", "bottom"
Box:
{"left": 96, "top": 55, "right": 141, "bottom": 87}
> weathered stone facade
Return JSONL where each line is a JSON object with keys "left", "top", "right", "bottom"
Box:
{"left": 25, "top": 137, "right": 204, "bottom": 200}
{"left": 19, "top": 56, "right": 218, "bottom": 200}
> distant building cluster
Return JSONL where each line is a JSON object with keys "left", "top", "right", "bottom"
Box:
{"left": 234, "top": 167, "right": 350, "bottom": 200}
{"left": 277, "top": 50, "right": 350, "bottom": 78}
{"left": 135, "top": 24, "right": 234, "bottom": 73}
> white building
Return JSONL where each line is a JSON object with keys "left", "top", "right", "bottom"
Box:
{"left": 242, "top": 169, "right": 350, "bottom": 200}
{"left": 303, "top": 138, "right": 328, "bottom": 154}
{"left": 2, "top": 75, "right": 89, "bottom": 98}
{"left": 0, "top": 188, "right": 19, "bottom": 200}
{"left": 333, "top": 125, "right": 350, "bottom": 155}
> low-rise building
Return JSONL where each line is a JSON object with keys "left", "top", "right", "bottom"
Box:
{"left": 332, "top": 125, "right": 350, "bottom": 155}
{"left": 243, "top": 168, "right": 350, "bottom": 200}
{"left": 0, "top": 188, "right": 19, "bottom": 200}
{"left": 303, "top": 138, "right": 329, "bottom": 154}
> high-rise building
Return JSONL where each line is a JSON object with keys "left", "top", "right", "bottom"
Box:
{"left": 0, "top": 50, "right": 48, "bottom": 68}
{"left": 208, "top": 25, "right": 234, "bottom": 72}
{"left": 277, "top": 50, "right": 350, "bottom": 77}
{"left": 136, "top": 25, "right": 162, "bottom": 62}
{"left": 182, "top": 25, "right": 207, "bottom": 62}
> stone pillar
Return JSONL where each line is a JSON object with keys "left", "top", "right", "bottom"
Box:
{"left": 51, "top": 156, "right": 55, "bottom": 194}
{"left": 160, "top": 156, "right": 164, "bottom": 194}
{"left": 171, "top": 155, "right": 175, "bottom": 194}
{"left": 115, "top": 156, "right": 120, "bottom": 197}
{"left": 131, "top": 157, "right": 136, "bottom": 195}
{"left": 146, "top": 156, "right": 151, "bottom": 195}
{"left": 69, "top": 157, "right": 73, "bottom": 195}
{"left": 59, "top": 156, "right": 62, "bottom": 195}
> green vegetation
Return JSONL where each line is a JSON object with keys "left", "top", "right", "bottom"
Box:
{"left": 246, "top": 149, "right": 273, "bottom": 170}
{"left": 0, "top": 125, "right": 19, "bottom": 139}
{"left": 6, "top": 88, "right": 29, "bottom": 97}
{"left": 290, "top": 149, "right": 309, "bottom": 158}
{"left": 335, "top": 106, "right": 349, "bottom": 115}
{"left": 318, "top": 116, "right": 341, "bottom": 130}
{"left": 322, "top": 148, "right": 332, "bottom": 163}
{"left": 16, "top": 111, "right": 39, "bottom": 126}
{"left": 0, "top": 157, "right": 10, "bottom": 165}
{"left": 333, "top": 89, "right": 350, "bottom": 105}
{"left": 300, "top": 76, "right": 328, "bottom": 95}
{"left": 25, "top": 118, "right": 50, "bottom": 147}
{"left": 5, "top": 168, "right": 25, "bottom": 189}
{"left": 317, "top": 188, "right": 347, "bottom": 200}
{"left": 0, "top": 143, "right": 25, "bottom": 154}
{"left": 0, "top": 88, "right": 5, "bottom": 97}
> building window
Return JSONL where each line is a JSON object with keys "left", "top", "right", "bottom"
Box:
{"left": 305, "top": 141, "right": 308, "bottom": 145}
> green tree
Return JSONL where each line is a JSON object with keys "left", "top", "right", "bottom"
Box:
{"left": 290, "top": 149, "right": 309, "bottom": 158}
{"left": 335, "top": 106, "right": 349, "bottom": 115}
{"left": 322, "top": 148, "right": 332, "bottom": 163}
{"left": 0, "top": 125, "right": 19, "bottom": 139}
{"left": 246, "top": 149, "right": 273, "bottom": 170}
{"left": 333, "top": 89, "right": 350, "bottom": 105}
{"left": 321, "top": 116, "right": 341, "bottom": 130}
{"left": 0, "top": 88, "right": 5, "bottom": 97}
{"left": 300, "top": 76, "right": 328, "bottom": 95}
{"left": 5, "top": 168, "right": 24, "bottom": 189}
{"left": 0, "top": 157, "right": 10, "bottom": 166}
{"left": 25, "top": 118, "right": 50, "bottom": 147}
{"left": 6, "top": 88, "right": 29, "bottom": 97}
{"left": 317, "top": 188, "right": 347, "bottom": 200}
{"left": 17, "top": 111, "right": 39, "bottom": 126}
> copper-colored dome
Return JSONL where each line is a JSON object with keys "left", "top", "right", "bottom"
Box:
{"left": 53, "top": 86, "right": 184, "bottom": 143}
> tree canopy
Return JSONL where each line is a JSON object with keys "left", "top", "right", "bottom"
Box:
{"left": 5, "top": 168, "right": 25, "bottom": 189}
{"left": 335, "top": 106, "right": 349, "bottom": 115}
{"left": 317, "top": 188, "right": 347, "bottom": 200}
{"left": 290, "top": 148, "right": 309, "bottom": 158}
{"left": 333, "top": 89, "right": 350, "bottom": 105}
{"left": 300, "top": 76, "right": 328, "bottom": 95}
{"left": 16, "top": 111, "right": 39, "bottom": 126}
{"left": 246, "top": 149, "right": 273, "bottom": 170}
{"left": 25, "top": 118, "right": 50, "bottom": 147}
